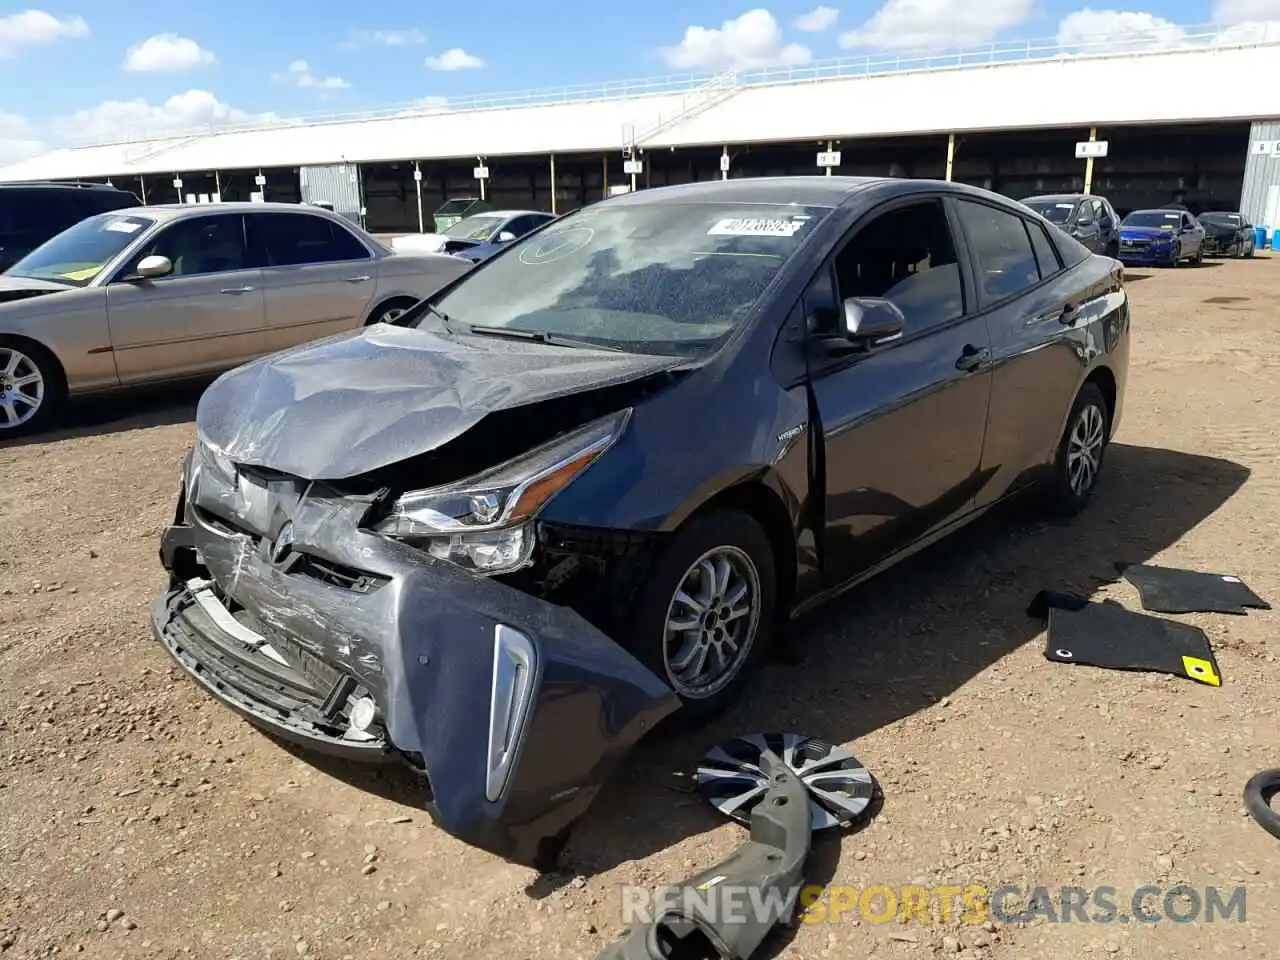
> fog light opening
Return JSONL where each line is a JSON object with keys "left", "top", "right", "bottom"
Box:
{"left": 349, "top": 696, "right": 378, "bottom": 733}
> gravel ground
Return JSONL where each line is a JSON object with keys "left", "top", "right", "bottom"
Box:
{"left": 2, "top": 256, "right": 1278, "bottom": 959}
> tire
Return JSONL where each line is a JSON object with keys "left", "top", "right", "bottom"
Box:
{"left": 629, "top": 509, "right": 777, "bottom": 724}
{"left": 1042, "top": 382, "right": 1110, "bottom": 518}
{"left": 1243, "top": 769, "right": 1280, "bottom": 840}
{"left": 1104, "top": 239, "right": 1119, "bottom": 259}
{"left": 0, "top": 336, "right": 65, "bottom": 440}
{"left": 1192, "top": 244, "right": 1205, "bottom": 266}
{"left": 1243, "top": 240, "right": 1254, "bottom": 259}
{"left": 365, "top": 296, "right": 418, "bottom": 326}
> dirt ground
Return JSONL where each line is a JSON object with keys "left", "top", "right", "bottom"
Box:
{"left": 2, "top": 256, "right": 1278, "bottom": 960}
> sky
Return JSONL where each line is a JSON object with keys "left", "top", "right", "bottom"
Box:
{"left": 2, "top": 0, "right": 1278, "bottom": 166}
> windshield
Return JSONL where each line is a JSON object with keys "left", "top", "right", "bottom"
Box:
{"left": 418, "top": 201, "right": 832, "bottom": 356}
{"left": 1122, "top": 211, "right": 1182, "bottom": 229}
{"left": 436, "top": 199, "right": 479, "bottom": 216}
{"left": 1199, "top": 212, "right": 1240, "bottom": 226}
{"left": 1023, "top": 199, "right": 1078, "bottom": 224}
{"left": 7, "top": 212, "right": 154, "bottom": 286}
{"left": 444, "top": 215, "right": 505, "bottom": 241}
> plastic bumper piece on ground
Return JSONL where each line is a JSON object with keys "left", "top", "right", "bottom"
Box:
{"left": 152, "top": 507, "right": 681, "bottom": 869}
{"left": 596, "top": 749, "right": 812, "bottom": 960}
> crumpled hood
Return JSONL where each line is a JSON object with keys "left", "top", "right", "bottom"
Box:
{"left": 196, "top": 324, "right": 683, "bottom": 480}
{"left": 0, "top": 275, "right": 73, "bottom": 304}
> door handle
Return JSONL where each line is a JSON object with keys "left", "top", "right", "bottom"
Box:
{"left": 219, "top": 285, "right": 255, "bottom": 294}
{"left": 955, "top": 345, "right": 990, "bottom": 372}
{"left": 1029, "top": 304, "right": 1076, "bottom": 326}
{"left": 344, "top": 275, "right": 372, "bottom": 283}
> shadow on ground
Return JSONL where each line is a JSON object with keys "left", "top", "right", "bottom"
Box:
{"left": 0, "top": 380, "right": 207, "bottom": 448}
{"left": 277, "top": 441, "right": 1249, "bottom": 944}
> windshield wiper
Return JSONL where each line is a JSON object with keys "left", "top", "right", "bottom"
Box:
{"left": 466, "top": 324, "right": 624, "bottom": 352}
{"left": 421, "top": 301, "right": 456, "bottom": 334}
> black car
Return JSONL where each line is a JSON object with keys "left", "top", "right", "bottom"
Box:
{"left": 153, "top": 177, "right": 1130, "bottom": 868}
{"left": 1197, "top": 211, "right": 1255, "bottom": 258}
{"left": 1020, "top": 193, "right": 1121, "bottom": 257}
{"left": 0, "top": 182, "right": 141, "bottom": 273}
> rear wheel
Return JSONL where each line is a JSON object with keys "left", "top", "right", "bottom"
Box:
{"left": 1042, "top": 382, "right": 1110, "bottom": 518}
{"left": 1192, "top": 243, "right": 1205, "bottom": 266}
{"left": 0, "top": 337, "right": 64, "bottom": 439}
{"left": 630, "top": 509, "right": 777, "bottom": 723}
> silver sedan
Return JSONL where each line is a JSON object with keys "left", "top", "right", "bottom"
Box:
{"left": 0, "top": 202, "right": 471, "bottom": 437}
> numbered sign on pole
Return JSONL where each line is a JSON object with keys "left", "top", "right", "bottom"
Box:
{"left": 473, "top": 165, "right": 490, "bottom": 180}
{"left": 623, "top": 159, "right": 643, "bottom": 176}
{"left": 413, "top": 168, "right": 423, "bottom": 181}
{"left": 1074, "top": 140, "right": 1109, "bottom": 159}
{"left": 254, "top": 174, "right": 267, "bottom": 186}
{"left": 816, "top": 151, "right": 841, "bottom": 168}
{"left": 172, "top": 178, "right": 183, "bottom": 188}
{"left": 720, "top": 153, "right": 730, "bottom": 173}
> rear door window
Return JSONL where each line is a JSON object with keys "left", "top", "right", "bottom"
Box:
{"left": 1027, "top": 220, "right": 1063, "bottom": 279}
{"left": 248, "top": 212, "right": 370, "bottom": 266}
{"left": 953, "top": 199, "right": 1042, "bottom": 302}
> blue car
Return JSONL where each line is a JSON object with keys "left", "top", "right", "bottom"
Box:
{"left": 1116, "top": 208, "right": 1205, "bottom": 267}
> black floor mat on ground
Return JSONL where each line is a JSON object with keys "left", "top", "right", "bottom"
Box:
{"left": 1116, "top": 562, "right": 1271, "bottom": 615}
{"left": 1027, "top": 590, "right": 1222, "bottom": 686}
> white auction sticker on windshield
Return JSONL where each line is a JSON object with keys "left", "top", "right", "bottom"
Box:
{"left": 707, "top": 217, "right": 806, "bottom": 238}
{"left": 1056, "top": 203, "right": 1075, "bottom": 209}
{"left": 104, "top": 218, "right": 143, "bottom": 233}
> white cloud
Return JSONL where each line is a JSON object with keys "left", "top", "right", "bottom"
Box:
{"left": 0, "top": 9, "right": 88, "bottom": 58}
{"left": 0, "top": 112, "right": 46, "bottom": 165}
{"left": 1055, "top": 9, "right": 1189, "bottom": 50}
{"left": 47, "top": 89, "right": 273, "bottom": 144}
{"left": 273, "top": 59, "right": 350, "bottom": 90}
{"left": 839, "top": 0, "right": 1032, "bottom": 50}
{"left": 123, "top": 33, "right": 216, "bottom": 72}
{"left": 424, "top": 47, "right": 483, "bottom": 70}
{"left": 659, "top": 9, "right": 811, "bottom": 71}
{"left": 343, "top": 27, "right": 426, "bottom": 48}
{"left": 794, "top": 5, "right": 839, "bottom": 32}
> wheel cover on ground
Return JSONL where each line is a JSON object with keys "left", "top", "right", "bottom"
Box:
{"left": 1067, "top": 403, "right": 1105, "bottom": 496}
{"left": 662, "top": 545, "right": 762, "bottom": 699}
{"left": 697, "top": 733, "right": 876, "bottom": 830}
{"left": 0, "top": 347, "right": 45, "bottom": 430}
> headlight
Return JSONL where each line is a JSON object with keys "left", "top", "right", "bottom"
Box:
{"left": 373, "top": 408, "right": 632, "bottom": 574}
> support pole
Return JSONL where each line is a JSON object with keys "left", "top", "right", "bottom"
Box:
{"left": 826, "top": 140, "right": 833, "bottom": 177}
{"left": 945, "top": 134, "right": 956, "bottom": 182}
{"left": 721, "top": 145, "right": 729, "bottom": 181}
{"left": 1083, "top": 127, "right": 1098, "bottom": 195}
{"left": 138, "top": 177, "right": 147, "bottom": 205}
{"left": 214, "top": 170, "right": 221, "bottom": 202}
{"left": 479, "top": 157, "right": 487, "bottom": 201}
{"left": 602, "top": 154, "right": 608, "bottom": 201}
{"left": 414, "top": 161, "right": 424, "bottom": 233}
{"left": 630, "top": 150, "right": 637, "bottom": 193}
{"left": 549, "top": 154, "right": 557, "bottom": 213}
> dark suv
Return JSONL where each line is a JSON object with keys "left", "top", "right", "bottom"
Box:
{"left": 0, "top": 182, "right": 141, "bottom": 273}
{"left": 1020, "top": 193, "right": 1120, "bottom": 258}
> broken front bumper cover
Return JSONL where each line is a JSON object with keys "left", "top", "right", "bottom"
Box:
{"left": 152, "top": 501, "right": 680, "bottom": 868}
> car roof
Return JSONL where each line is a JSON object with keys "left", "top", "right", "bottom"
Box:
{"left": 0, "top": 181, "right": 131, "bottom": 193}
{"left": 1125, "top": 208, "right": 1184, "bottom": 215}
{"left": 466, "top": 209, "right": 549, "bottom": 219}
{"left": 601, "top": 176, "right": 887, "bottom": 208}
{"left": 91, "top": 201, "right": 354, "bottom": 223}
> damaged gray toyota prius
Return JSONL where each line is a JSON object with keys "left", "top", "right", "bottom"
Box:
{"left": 153, "top": 177, "right": 1129, "bottom": 868}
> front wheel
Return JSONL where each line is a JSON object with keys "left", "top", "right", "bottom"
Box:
{"left": 0, "top": 337, "right": 64, "bottom": 439}
{"left": 1042, "top": 382, "right": 1110, "bottom": 518}
{"left": 1192, "top": 244, "right": 1205, "bottom": 266}
{"left": 630, "top": 509, "right": 777, "bottom": 723}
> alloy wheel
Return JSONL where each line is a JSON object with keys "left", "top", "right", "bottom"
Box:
{"left": 0, "top": 347, "right": 45, "bottom": 431}
{"left": 1067, "top": 402, "right": 1106, "bottom": 496}
{"left": 662, "top": 545, "right": 762, "bottom": 699}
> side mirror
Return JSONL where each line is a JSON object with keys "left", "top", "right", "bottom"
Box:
{"left": 842, "top": 297, "right": 905, "bottom": 346}
{"left": 132, "top": 254, "right": 173, "bottom": 280}
{"left": 496, "top": 231, "right": 517, "bottom": 243}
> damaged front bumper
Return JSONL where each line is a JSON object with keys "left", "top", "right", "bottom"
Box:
{"left": 152, "top": 477, "right": 680, "bottom": 868}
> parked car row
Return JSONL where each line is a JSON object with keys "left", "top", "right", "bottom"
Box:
{"left": 1019, "top": 190, "right": 1257, "bottom": 268}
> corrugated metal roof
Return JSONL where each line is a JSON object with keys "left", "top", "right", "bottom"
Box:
{"left": 3, "top": 22, "right": 1278, "bottom": 183}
